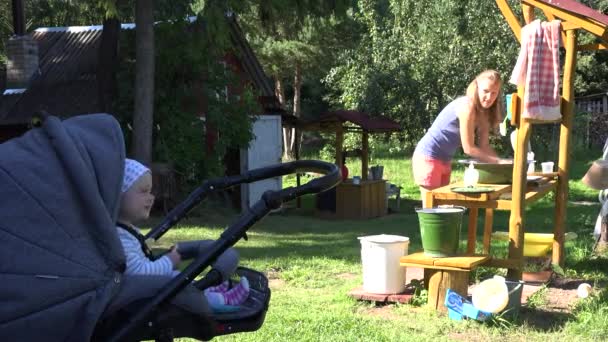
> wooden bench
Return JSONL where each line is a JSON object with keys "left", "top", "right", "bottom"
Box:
{"left": 400, "top": 252, "right": 490, "bottom": 311}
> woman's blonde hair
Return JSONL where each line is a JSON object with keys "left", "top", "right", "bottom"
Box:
{"left": 465, "top": 69, "right": 504, "bottom": 131}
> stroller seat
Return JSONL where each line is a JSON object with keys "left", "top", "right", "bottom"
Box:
{"left": 0, "top": 113, "right": 339, "bottom": 342}
{"left": 94, "top": 267, "right": 270, "bottom": 341}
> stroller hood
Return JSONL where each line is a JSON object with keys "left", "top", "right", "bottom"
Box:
{"left": 0, "top": 114, "right": 126, "bottom": 341}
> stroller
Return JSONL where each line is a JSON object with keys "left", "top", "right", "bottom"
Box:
{"left": 0, "top": 113, "right": 340, "bottom": 341}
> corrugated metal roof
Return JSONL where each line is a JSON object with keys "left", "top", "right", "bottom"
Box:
{"left": 0, "top": 25, "right": 104, "bottom": 124}
{"left": 0, "top": 16, "right": 281, "bottom": 125}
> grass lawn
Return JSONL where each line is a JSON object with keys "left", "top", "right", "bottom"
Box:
{"left": 144, "top": 152, "right": 608, "bottom": 342}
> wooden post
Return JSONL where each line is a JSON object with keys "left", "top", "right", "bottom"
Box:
{"left": 335, "top": 126, "right": 344, "bottom": 166}
{"left": 467, "top": 208, "right": 479, "bottom": 254}
{"left": 507, "top": 118, "right": 531, "bottom": 279}
{"left": 553, "top": 29, "right": 577, "bottom": 267}
{"left": 362, "top": 131, "right": 369, "bottom": 181}
{"left": 522, "top": 3, "right": 535, "bottom": 24}
{"left": 483, "top": 208, "right": 494, "bottom": 254}
{"left": 427, "top": 270, "right": 469, "bottom": 312}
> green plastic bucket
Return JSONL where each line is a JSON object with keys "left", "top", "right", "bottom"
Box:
{"left": 416, "top": 207, "right": 465, "bottom": 257}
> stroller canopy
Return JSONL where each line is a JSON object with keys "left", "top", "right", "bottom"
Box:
{"left": 0, "top": 114, "right": 126, "bottom": 341}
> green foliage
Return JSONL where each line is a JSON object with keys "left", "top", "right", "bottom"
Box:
{"left": 324, "top": 0, "right": 520, "bottom": 144}
{"left": 114, "top": 18, "right": 257, "bottom": 185}
{"left": 408, "top": 279, "right": 428, "bottom": 306}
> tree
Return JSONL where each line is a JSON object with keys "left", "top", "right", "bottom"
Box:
{"left": 131, "top": 0, "right": 155, "bottom": 165}
{"left": 197, "top": 0, "right": 353, "bottom": 160}
{"left": 324, "top": 0, "right": 519, "bottom": 150}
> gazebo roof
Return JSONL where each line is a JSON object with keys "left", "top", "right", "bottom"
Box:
{"left": 299, "top": 110, "right": 401, "bottom": 133}
{"left": 498, "top": 0, "right": 608, "bottom": 49}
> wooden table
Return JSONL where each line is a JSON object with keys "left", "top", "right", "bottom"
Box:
{"left": 335, "top": 179, "right": 387, "bottom": 219}
{"left": 400, "top": 252, "right": 490, "bottom": 311}
{"left": 425, "top": 175, "right": 558, "bottom": 267}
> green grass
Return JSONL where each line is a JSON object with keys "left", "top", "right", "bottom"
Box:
{"left": 141, "top": 151, "right": 608, "bottom": 341}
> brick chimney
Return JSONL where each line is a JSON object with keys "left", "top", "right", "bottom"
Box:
{"left": 6, "top": 35, "right": 38, "bottom": 89}
{"left": 6, "top": 0, "right": 38, "bottom": 90}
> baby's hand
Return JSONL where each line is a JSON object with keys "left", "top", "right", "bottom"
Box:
{"left": 167, "top": 245, "right": 182, "bottom": 268}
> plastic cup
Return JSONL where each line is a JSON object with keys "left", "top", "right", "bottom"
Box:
{"left": 541, "top": 161, "right": 554, "bottom": 173}
{"left": 527, "top": 161, "right": 536, "bottom": 173}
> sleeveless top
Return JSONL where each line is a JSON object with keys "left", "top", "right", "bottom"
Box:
{"left": 414, "top": 96, "right": 469, "bottom": 162}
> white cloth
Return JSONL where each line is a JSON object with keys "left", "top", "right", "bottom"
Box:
{"left": 117, "top": 225, "right": 179, "bottom": 276}
{"left": 122, "top": 158, "right": 150, "bottom": 192}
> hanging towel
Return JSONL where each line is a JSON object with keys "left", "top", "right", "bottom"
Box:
{"left": 509, "top": 19, "right": 562, "bottom": 121}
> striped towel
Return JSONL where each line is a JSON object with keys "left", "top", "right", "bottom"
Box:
{"left": 509, "top": 19, "right": 562, "bottom": 121}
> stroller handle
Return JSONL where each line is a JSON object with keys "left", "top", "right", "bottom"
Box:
{"left": 146, "top": 160, "right": 340, "bottom": 241}
{"left": 109, "top": 160, "right": 340, "bottom": 342}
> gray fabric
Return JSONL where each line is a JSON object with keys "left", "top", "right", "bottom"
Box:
{"left": 0, "top": 114, "right": 215, "bottom": 341}
{"left": 177, "top": 240, "right": 239, "bottom": 281}
{"left": 0, "top": 114, "right": 126, "bottom": 341}
{"left": 104, "top": 275, "right": 211, "bottom": 317}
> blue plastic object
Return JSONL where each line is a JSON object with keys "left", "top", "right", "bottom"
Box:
{"left": 505, "top": 94, "right": 512, "bottom": 121}
{"left": 444, "top": 289, "right": 492, "bottom": 321}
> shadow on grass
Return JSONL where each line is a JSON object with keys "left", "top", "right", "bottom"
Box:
{"left": 515, "top": 307, "right": 574, "bottom": 331}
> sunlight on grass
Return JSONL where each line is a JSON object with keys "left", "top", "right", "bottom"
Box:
{"left": 166, "top": 152, "right": 608, "bottom": 341}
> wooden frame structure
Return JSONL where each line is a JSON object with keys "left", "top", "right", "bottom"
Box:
{"left": 495, "top": 0, "right": 608, "bottom": 278}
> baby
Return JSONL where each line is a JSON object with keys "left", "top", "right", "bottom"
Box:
{"left": 116, "top": 158, "right": 249, "bottom": 310}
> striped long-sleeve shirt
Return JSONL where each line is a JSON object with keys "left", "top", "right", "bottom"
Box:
{"left": 116, "top": 225, "right": 178, "bottom": 276}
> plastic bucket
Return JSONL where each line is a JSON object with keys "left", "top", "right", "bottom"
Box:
{"left": 504, "top": 280, "right": 524, "bottom": 317}
{"left": 358, "top": 234, "right": 409, "bottom": 294}
{"left": 416, "top": 207, "right": 465, "bottom": 257}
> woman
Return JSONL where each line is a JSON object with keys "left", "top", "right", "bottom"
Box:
{"left": 412, "top": 69, "right": 504, "bottom": 206}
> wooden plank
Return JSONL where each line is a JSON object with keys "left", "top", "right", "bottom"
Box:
{"left": 525, "top": 0, "right": 608, "bottom": 26}
{"left": 495, "top": 0, "right": 523, "bottom": 42}
{"left": 483, "top": 208, "right": 494, "bottom": 254}
{"left": 400, "top": 252, "right": 490, "bottom": 270}
{"left": 525, "top": 180, "right": 558, "bottom": 203}
{"left": 467, "top": 208, "right": 479, "bottom": 254}
{"left": 400, "top": 263, "right": 471, "bottom": 272}
{"left": 400, "top": 252, "right": 436, "bottom": 266}
{"left": 427, "top": 269, "right": 469, "bottom": 312}
{"left": 433, "top": 255, "right": 490, "bottom": 269}
{"left": 553, "top": 29, "right": 578, "bottom": 268}
{"left": 522, "top": 117, "right": 562, "bottom": 124}
{"left": 523, "top": 0, "right": 608, "bottom": 38}
{"left": 543, "top": 9, "right": 568, "bottom": 43}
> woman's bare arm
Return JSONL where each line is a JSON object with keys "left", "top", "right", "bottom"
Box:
{"left": 457, "top": 105, "right": 499, "bottom": 163}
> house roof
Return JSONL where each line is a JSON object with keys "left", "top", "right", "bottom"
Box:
{"left": 0, "top": 26, "right": 109, "bottom": 124}
{"left": 0, "top": 15, "right": 280, "bottom": 125}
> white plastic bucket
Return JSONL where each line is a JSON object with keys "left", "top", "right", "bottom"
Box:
{"left": 358, "top": 234, "right": 409, "bottom": 294}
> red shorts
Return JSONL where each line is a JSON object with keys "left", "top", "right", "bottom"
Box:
{"left": 412, "top": 154, "right": 452, "bottom": 189}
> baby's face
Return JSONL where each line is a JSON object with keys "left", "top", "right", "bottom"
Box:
{"left": 119, "top": 173, "right": 155, "bottom": 224}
